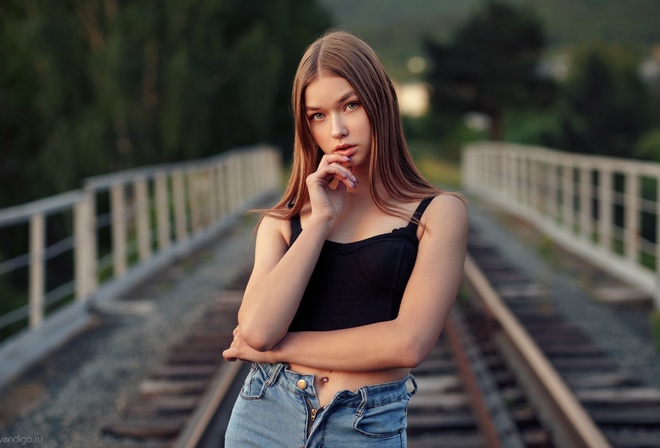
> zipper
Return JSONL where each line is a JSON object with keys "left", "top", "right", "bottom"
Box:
{"left": 304, "top": 397, "right": 319, "bottom": 435}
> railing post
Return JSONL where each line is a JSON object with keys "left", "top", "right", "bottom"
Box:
{"left": 273, "top": 148, "right": 282, "bottom": 191}
{"left": 87, "top": 187, "right": 98, "bottom": 293}
{"left": 625, "top": 171, "right": 639, "bottom": 265}
{"left": 74, "top": 190, "right": 95, "bottom": 301}
{"left": 154, "top": 171, "right": 171, "bottom": 252}
{"left": 251, "top": 150, "right": 259, "bottom": 198}
{"left": 547, "top": 157, "right": 558, "bottom": 222}
{"left": 208, "top": 166, "right": 218, "bottom": 225}
{"left": 205, "top": 167, "right": 214, "bottom": 226}
{"left": 508, "top": 149, "right": 517, "bottom": 208}
{"left": 29, "top": 213, "right": 45, "bottom": 328}
{"left": 172, "top": 170, "right": 188, "bottom": 243}
{"left": 257, "top": 150, "right": 267, "bottom": 195}
{"left": 563, "top": 164, "right": 573, "bottom": 232}
{"left": 599, "top": 167, "right": 612, "bottom": 252}
{"left": 239, "top": 153, "right": 248, "bottom": 207}
{"left": 520, "top": 156, "right": 529, "bottom": 209}
{"left": 228, "top": 153, "right": 239, "bottom": 211}
{"left": 188, "top": 169, "right": 201, "bottom": 234}
{"left": 135, "top": 175, "right": 151, "bottom": 262}
{"left": 579, "top": 165, "right": 592, "bottom": 242}
{"left": 216, "top": 160, "right": 227, "bottom": 221}
{"left": 111, "top": 182, "right": 127, "bottom": 278}
{"left": 533, "top": 158, "right": 542, "bottom": 215}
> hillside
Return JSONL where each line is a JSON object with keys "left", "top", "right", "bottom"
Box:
{"left": 320, "top": 0, "right": 660, "bottom": 80}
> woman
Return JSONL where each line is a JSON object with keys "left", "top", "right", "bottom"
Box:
{"left": 222, "top": 30, "right": 468, "bottom": 447}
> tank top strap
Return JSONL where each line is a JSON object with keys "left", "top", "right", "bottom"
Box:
{"left": 405, "top": 196, "right": 435, "bottom": 231}
{"left": 290, "top": 215, "right": 302, "bottom": 246}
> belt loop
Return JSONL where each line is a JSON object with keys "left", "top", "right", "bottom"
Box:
{"left": 407, "top": 374, "right": 418, "bottom": 397}
{"left": 264, "top": 363, "right": 285, "bottom": 387}
{"left": 356, "top": 387, "right": 368, "bottom": 416}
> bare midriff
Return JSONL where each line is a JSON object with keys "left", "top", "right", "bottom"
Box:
{"left": 288, "top": 363, "right": 410, "bottom": 407}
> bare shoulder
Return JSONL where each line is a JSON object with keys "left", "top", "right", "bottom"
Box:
{"left": 257, "top": 213, "right": 291, "bottom": 246}
{"left": 425, "top": 193, "right": 468, "bottom": 223}
{"left": 419, "top": 193, "right": 468, "bottom": 241}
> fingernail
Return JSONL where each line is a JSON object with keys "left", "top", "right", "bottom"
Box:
{"left": 352, "top": 176, "right": 358, "bottom": 183}
{"left": 343, "top": 156, "right": 351, "bottom": 161}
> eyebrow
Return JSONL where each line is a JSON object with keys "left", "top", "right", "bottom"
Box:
{"left": 305, "top": 90, "right": 357, "bottom": 111}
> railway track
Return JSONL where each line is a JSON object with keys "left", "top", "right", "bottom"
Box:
{"left": 465, "top": 227, "right": 660, "bottom": 448}
{"left": 99, "top": 226, "right": 660, "bottom": 448}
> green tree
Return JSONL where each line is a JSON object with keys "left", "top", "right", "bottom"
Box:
{"left": 424, "top": 1, "right": 552, "bottom": 140}
{"left": 553, "top": 42, "right": 650, "bottom": 158}
{"left": 0, "top": 0, "right": 331, "bottom": 208}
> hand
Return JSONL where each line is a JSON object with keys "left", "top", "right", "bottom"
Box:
{"left": 305, "top": 153, "right": 358, "bottom": 223}
{"left": 223, "top": 325, "right": 273, "bottom": 363}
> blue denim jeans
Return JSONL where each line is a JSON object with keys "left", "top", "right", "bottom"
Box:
{"left": 225, "top": 362, "right": 417, "bottom": 447}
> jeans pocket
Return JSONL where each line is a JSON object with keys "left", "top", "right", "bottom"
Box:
{"left": 353, "top": 397, "right": 409, "bottom": 438}
{"left": 239, "top": 363, "right": 267, "bottom": 399}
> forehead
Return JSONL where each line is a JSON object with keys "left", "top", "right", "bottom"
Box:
{"left": 304, "top": 75, "right": 356, "bottom": 107}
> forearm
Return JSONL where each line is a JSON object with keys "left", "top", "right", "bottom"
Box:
{"left": 268, "top": 319, "right": 435, "bottom": 372}
{"left": 238, "top": 216, "right": 332, "bottom": 350}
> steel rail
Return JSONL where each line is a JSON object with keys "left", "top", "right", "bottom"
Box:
{"left": 170, "top": 361, "right": 244, "bottom": 448}
{"left": 463, "top": 254, "right": 612, "bottom": 448}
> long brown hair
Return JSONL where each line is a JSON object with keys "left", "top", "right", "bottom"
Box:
{"left": 267, "top": 30, "right": 448, "bottom": 220}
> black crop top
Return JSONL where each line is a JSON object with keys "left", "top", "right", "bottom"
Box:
{"left": 287, "top": 197, "right": 434, "bottom": 332}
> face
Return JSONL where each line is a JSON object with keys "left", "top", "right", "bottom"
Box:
{"left": 304, "top": 75, "right": 372, "bottom": 173}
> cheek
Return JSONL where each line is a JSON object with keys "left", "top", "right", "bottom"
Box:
{"left": 310, "top": 126, "right": 330, "bottom": 150}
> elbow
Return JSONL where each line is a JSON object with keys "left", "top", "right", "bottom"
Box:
{"left": 243, "top": 333, "right": 275, "bottom": 352}
{"left": 397, "top": 335, "right": 434, "bottom": 368}
{"left": 238, "top": 320, "right": 280, "bottom": 352}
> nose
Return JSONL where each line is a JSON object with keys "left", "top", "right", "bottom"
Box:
{"left": 330, "top": 114, "right": 348, "bottom": 139}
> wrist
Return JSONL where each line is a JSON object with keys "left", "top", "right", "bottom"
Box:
{"left": 305, "top": 214, "right": 335, "bottom": 232}
{"left": 268, "top": 335, "right": 288, "bottom": 364}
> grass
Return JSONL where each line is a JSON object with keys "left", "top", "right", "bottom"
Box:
{"left": 409, "top": 140, "right": 462, "bottom": 189}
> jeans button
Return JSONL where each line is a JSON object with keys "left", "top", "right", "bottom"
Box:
{"left": 296, "top": 379, "right": 307, "bottom": 390}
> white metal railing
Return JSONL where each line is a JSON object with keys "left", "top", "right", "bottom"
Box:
{"left": 462, "top": 142, "right": 660, "bottom": 308}
{"left": 0, "top": 145, "right": 280, "bottom": 385}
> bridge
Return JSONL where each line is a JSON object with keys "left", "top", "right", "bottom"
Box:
{"left": 1, "top": 143, "right": 660, "bottom": 447}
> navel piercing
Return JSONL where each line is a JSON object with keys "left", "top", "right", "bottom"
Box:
{"left": 321, "top": 377, "right": 329, "bottom": 383}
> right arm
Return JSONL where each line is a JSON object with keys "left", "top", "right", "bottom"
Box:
{"left": 237, "top": 214, "right": 330, "bottom": 351}
{"left": 237, "top": 153, "right": 356, "bottom": 351}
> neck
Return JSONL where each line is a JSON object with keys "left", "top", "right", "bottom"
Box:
{"left": 344, "top": 173, "right": 386, "bottom": 210}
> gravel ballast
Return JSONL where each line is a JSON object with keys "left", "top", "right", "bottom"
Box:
{"left": 2, "top": 201, "right": 659, "bottom": 448}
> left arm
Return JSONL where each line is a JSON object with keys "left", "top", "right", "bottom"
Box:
{"left": 223, "top": 195, "right": 468, "bottom": 371}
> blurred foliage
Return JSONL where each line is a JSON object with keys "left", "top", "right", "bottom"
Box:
{"left": 322, "top": 0, "right": 660, "bottom": 81}
{"left": 516, "top": 0, "right": 660, "bottom": 51}
{"left": 0, "top": 0, "right": 331, "bottom": 208}
{"left": 542, "top": 42, "right": 651, "bottom": 158}
{"left": 407, "top": 139, "right": 462, "bottom": 189}
{"left": 424, "top": 1, "right": 554, "bottom": 140}
{"left": 324, "top": 0, "right": 660, "bottom": 162}
{"left": 634, "top": 128, "right": 660, "bottom": 161}
{"left": 319, "top": 0, "right": 484, "bottom": 81}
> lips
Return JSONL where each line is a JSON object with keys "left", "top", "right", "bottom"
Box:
{"left": 334, "top": 144, "right": 357, "bottom": 157}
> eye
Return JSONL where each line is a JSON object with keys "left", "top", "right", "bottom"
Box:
{"left": 309, "top": 112, "right": 325, "bottom": 121}
{"left": 346, "top": 102, "right": 359, "bottom": 111}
